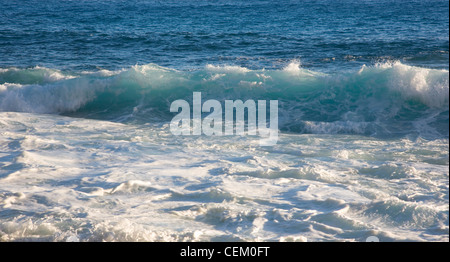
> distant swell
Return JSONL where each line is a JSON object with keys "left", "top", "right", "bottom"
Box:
{"left": 0, "top": 61, "right": 448, "bottom": 138}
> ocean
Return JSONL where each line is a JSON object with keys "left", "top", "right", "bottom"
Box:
{"left": 0, "top": 0, "right": 448, "bottom": 242}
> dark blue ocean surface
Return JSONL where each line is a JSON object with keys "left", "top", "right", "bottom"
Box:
{"left": 0, "top": 0, "right": 448, "bottom": 72}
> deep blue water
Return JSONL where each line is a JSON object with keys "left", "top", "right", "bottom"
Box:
{"left": 1, "top": 0, "right": 448, "bottom": 72}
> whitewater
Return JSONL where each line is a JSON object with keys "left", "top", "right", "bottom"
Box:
{"left": 0, "top": 61, "right": 448, "bottom": 241}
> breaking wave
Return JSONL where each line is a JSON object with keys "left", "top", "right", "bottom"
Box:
{"left": 0, "top": 61, "right": 448, "bottom": 138}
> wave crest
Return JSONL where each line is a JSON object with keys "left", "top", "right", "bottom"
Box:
{"left": 0, "top": 61, "right": 448, "bottom": 138}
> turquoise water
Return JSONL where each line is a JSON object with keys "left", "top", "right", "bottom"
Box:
{"left": 0, "top": 0, "right": 448, "bottom": 242}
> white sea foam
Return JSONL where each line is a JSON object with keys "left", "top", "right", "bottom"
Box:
{"left": 0, "top": 66, "right": 76, "bottom": 84}
{"left": 0, "top": 112, "right": 447, "bottom": 242}
{"left": 373, "top": 61, "right": 449, "bottom": 108}
{"left": 205, "top": 64, "right": 251, "bottom": 73}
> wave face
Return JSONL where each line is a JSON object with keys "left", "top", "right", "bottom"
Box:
{"left": 1, "top": 62, "right": 448, "bottom": 138}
